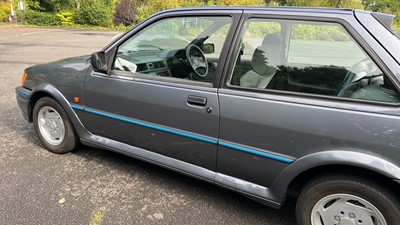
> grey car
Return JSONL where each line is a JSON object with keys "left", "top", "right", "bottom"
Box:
{"left": 16, "top": 7, "right": 400, "bottom": 225}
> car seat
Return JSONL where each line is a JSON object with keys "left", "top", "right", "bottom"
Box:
{"left": 240, "top": 34, "right": 282, "bottom": 88}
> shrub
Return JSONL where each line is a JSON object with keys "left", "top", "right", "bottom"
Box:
{"left": 74, "top": 0, "right": 113, "bottom": 27}
{"left": 291, "top": 24, "right": 350, "bottom": 42}
{"left": 114, "top": 0, "right": 135, "bottom": 26}
{"left": 25, "top": 11, "right": 61, "bottom": 26}
{"left": 0, "top": 2, "right": 10, "bottom": 22}
{"left": 215, "top": 0, "right": 264, "bottom": 6}
{"left": 136, "top": 0, "right": 180, "bottom": 23}
{"left": 56, "top": 11, "right": 74, "bottom": 26}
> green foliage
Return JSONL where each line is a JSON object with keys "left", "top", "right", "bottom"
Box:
{"left": 136, "top": 0, "right": 180, "bottom": 23}
{"left": 0, "top": 2, "right": 11, "bottom": 22}
{"left": 25, "top": 10, "right": 61, "bottom": 26}
{"left": 291, "top": 24, "right": 350, "bottom": 41}
{"left": 26, "top": 0, "right": 74, "bottom": 12}
{"left": 287, "top": 0, "right": 331, "bottom": 7}
{"left": 246, "top": 22, "right": 281, "bottom": 38}
{"left": 362, "top": 0, "right": 400, "bottom": 32}
{"left": 213, "top": 0, "right": 264, "bottom": 6}
{"left": 56, "top": 11, "right": 74, "bottom": 26}
{"left": 363, "top": 0, "right": 400, "bottom": 12}
{"left": 136, "top": 0, "right": 207, "bottom": 23}
{"left": 265, "top": 0, "right": 286, "bottom": 5}
{"left": 74, "top": 0, "right": 113, "bottom": 27}
{"left": 26, "top": 0, "right": 45, "bottom": 11}
{"left": 286, "top": 0, "right": 363, "bottom": 8}
{"left": 267, "top": 1, "right": 281, "bottom": 6}
{"left": 12, "top": 0, "right": 400, "bottom": 32}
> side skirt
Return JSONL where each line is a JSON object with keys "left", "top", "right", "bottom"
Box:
{"left": 81, "top": 135, "right": 282, "bottom": 209}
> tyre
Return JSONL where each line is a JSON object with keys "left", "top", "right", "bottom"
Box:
{"left": 296, "top": 174, "right": 400, "bottom": 225}
{"left": 32, "top": 97, "right": 79, "bottom": 153}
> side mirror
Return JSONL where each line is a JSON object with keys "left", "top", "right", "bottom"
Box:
{"left": 203, "top": 43, "right": 215, "bottom": 54}
{"left": 91, "top": 51, "right": 108, "bottom": 73}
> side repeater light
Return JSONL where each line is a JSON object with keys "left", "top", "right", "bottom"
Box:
{"left": 22, "top": 71, "right": 28, "bottom": 86}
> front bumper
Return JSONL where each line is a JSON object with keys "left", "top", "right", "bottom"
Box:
{"left": 15, "top": 86, "right": 32, "bottom": 122}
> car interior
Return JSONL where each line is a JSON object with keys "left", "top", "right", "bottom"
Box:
{"left": 112, "top": 16, "right": 400, "bottom": 103}
{"left": 231, "top": 20, "right": 400, "bottom": 103}
{"left": 112, "top": 17, "right": 231, "bottom": 84}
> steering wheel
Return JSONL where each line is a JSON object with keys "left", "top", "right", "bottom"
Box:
{"left": 336, "top": 58, "right": 379, "bottom": 97}
{"left": 186, "top": 44, "right": 208, "bottom": 77}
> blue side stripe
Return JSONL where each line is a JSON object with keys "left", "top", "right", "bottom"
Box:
{"left": 71, "top": 105, "right": 293, "bottom": 163}
{"left": 219, "top": 141, "right": 294, "bottom": 163}
{"left": 84, "top": 108, "right": 218, "bottom": 144}
{"left": 71, "top": 105, "right": 84, "bottom": 110}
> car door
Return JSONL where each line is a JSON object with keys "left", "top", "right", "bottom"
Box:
{"left": 217, "top": 12, "right": 400, "bottom": 188}
{"left": 79, "top": 12, "right": 240, "bottom": 171}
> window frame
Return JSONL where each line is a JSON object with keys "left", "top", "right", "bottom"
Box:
{"left": 221, "top": 13, "right": 400, "bottom": 106}
{"left": 100, "top": 11, "right": 242, "bottom": 88}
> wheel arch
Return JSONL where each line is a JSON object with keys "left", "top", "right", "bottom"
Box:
{"left": 287, "top": 164, "right": 400, "bottom": 197}
{"left": 269, "top": 150, "right": 400, "bottom": 204}
{"left": 28, "top": 91, "right": 52, "bottom": 122}
{"left": 29, "top": 83, "right": 91, "bottom": 139}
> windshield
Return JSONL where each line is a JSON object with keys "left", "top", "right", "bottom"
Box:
{"left": 121, "top": 17, "right": 230, "bottom": 52}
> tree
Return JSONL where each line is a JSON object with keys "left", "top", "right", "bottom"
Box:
{"left": 0, "top": 1, "right": 10, "bottom": 22}
{"left": 362, "top": 0, "right": 400, "bottom": 30}
{"left": 287, "top": 0, "right": 363, "bottom": 8}
{"left": 214, "top": 0, "right": 264, "bottom": 5}
{"left": 74, "top": 0, "right": 113, "bottom": 26}
{"left": 362, "top": 0, "right": 400, "bottom": 12}
{"left": 136, "top": 0, "right": 205, "bottom": 23}
{"left": 266, "top": 0, "right": 287, "bottom": 5}
{"left": 26, "top": 0, "right": 74, "bottom": 12}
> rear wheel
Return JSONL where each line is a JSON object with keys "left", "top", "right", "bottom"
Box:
{"left": 33, "top": 97, "right": 79, "bottom": 153}
{"left": 296, "top": 175, "right": 400, "bottom": 225}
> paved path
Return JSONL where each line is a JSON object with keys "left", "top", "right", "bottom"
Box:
{"left": 0, "top": 27, "right": 296, "bottom": 225}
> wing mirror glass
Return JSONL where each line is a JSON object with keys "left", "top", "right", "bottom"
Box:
{"left": 91, "top": 51, "right": 108, "bottom": 73}
{"left": 203, "top": 43, "right": 215, "bottom": 54}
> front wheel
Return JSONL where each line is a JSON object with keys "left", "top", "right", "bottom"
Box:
{"left": 33, "top": 97, "right": 79, "bottom": 153}
{"left": 296, "top": 175, "right": 400, "bottom": 225}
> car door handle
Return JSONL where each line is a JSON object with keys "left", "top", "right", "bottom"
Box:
{"left": 187, "top": 95, "right": 207, "bottom": 106}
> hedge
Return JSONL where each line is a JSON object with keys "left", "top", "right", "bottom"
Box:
{"left": 25, "top": 11, "right": 61, "bottom": 26}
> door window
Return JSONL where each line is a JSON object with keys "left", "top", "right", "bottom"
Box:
{"left": 230, "top": 19, "right": 400, "bottom": 103}
{"left": 113, "top": 16, "right": 232, "bottom": 83}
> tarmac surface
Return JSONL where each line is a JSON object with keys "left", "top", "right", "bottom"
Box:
{"left": 0, "top": 27, "right": 297, "bottom": 225}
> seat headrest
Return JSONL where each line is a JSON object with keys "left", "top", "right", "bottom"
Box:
{"left": 351, "top": 61, "right": 370, "bottom": 82}
{"left": 251, "top": 34, "right": 282, "bottom": 76}
{"left": 262, "top": 33, "right": 281, "bottom": 46}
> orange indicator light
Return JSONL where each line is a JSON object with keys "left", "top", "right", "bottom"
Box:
{"left": 74, "top": 97, "right": 80, "bottom": 103}
{"left": 22, "top": 72, "right": 28, "bottom": 86}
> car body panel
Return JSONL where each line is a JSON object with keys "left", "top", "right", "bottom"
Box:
{"left": 355, "top": 10, "right": 400, "bottom": 66}
{"left": 15, "top": 7, "right": 400, "bottom": 209}
{"left": 80, "top": 69, "right": 220, "bottom": 170}
{"left": 217, "top": 89, "right": 400, "bottom": 187}
{"left": 270, "top": 150, "right": 400, "bottom": 201}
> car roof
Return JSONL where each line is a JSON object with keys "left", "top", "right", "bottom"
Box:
{"left": 162, "top": 6, "right": 354, "bottom": 15}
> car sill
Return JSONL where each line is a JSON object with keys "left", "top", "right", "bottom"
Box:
{"left": 81, "top": 135, "right": 282, "bottom": 208}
